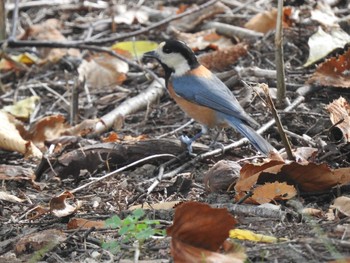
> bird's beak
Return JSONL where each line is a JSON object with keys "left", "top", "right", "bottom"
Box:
{"left": 143, "top": 50, "right": 158, "bottom": 59}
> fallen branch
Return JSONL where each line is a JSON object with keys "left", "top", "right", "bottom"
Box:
{"left": 94, "top": 78, "right": 165, "bottom": 134}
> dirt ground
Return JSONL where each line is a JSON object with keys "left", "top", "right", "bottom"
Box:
{"left": 1, "top": 0, "right": 350, "bottom": 262}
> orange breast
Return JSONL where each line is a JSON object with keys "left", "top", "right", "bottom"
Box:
{"left": 168, "top": 83, "right": 218, "bottom": 128}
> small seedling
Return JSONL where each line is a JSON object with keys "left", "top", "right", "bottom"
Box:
{"left": 102, "top": 208, "right": 165, "bottom": 254}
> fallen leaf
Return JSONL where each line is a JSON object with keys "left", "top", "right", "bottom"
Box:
{"left": 167, "top": 202, "right": 245, "bottom": 262}
{"left": 50, "top": 191, "right": 82, "bottom": 218}
{"left": 0, "top": 52, "right": 39, "bottom": 71}
{"left": 15, "top": 229, "right": 66, "bottom": 256}
{"left": 198, "top": 43, "right": 248, "bottom": 71}
{"left": 310, "top": 2, "right": 338, "bottom": 27}
{"left": 235, "top": 160, "right": 350, "bottom": 203}
{"left": 244, "top": 7, "right": 293, "bottom": 33}
{"left": 301, "top": 208, "right": 324, "bottom": 218}
{"left": 114, "top": 5, "right": 149, "bottom": 25}
{"left": 67, "top": 218, "right": 106, "bottom": 229}
{"left": 0, "top": 111, "right": 42, "bottom": 158}
{"left": 229, "top": 229, "right": 287, "bottom": 243}
{"left": 332, "top": 196, "right": 350, "bottom": 217}
{"left": 3, "top": 96, "right": 40, "bottom": 120}
{"left": 0, "top": 191, "right": 25, "bottom": 203}
{"left": 304, "top": 27, "right": 350, "bottom": 67}
{"left": 173, "top": 28, "right": 233, "bottom": 51}
{"left": 170, "top": 2, "right": 229, "bottom": 32}
{"left": 26, "top": 205, "right": 50, "bottom": 220}
{"left": 325, "top": 97, "right": 350, "bottom": 142}
{"left": 27, "top": 114, "right": 70, "bottom": 150}
{"left": 78, "top": 53, "right": 128, "bottom": 88}
{"left": 251, "top": 182, "right": 297, "bottom": 204}
{"left": 112, "top": 41, "right": 158, "bottom": 59}
{"left": 308, "top": 49, "right": 350, "bottom": 88}
{"left": 19, "top": 19, "right": 80, "bottom": 61}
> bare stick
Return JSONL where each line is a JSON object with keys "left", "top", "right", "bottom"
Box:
{"left": 275, "top": 0, "right": 286, "bottom": 103}
{"left": 94, "top": 78, "right": 165, "bottom": 134}
{"left": 262, "top": 84, "right": 294, "bottom": 160}
{"left": 70, "top": 154, "right": 175, "bottom": 194}
{"left": 0, "top": 0, "right": 5, "bottom": 40}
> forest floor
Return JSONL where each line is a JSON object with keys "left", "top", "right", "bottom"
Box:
{"left": 1, "top": 0, "right": 350, "bottom": 262}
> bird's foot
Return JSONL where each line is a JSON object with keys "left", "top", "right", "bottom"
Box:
{"left": 180, "top": 135, "right": 196, "bottom": 156}
{"left": 209, "top": 141, "right": 226, "bottom": 154}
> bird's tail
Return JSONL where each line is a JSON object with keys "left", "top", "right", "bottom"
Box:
{"left": 225, "top": 116, "right": 275, "bottom": 155}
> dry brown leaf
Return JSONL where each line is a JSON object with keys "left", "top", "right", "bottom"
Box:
{"left": 15, "top": 229, "right": 66, "bottom": 256}
{"left": 173, "top": 28, "right": 233, "bottom": 51}
{"left": 26, "top": 205, "right": 50, "bottom": 220}
{"left": 198, "top": 43, "right": 248, "bottom": 71}
{"left": 167, "top": 202, "right": 245, "bottom": 262}
{"left": 244, "top": 7, "right": 293, "bottom": 33}
{"left": 27, "top": 114, "right": 70, "bottom": 149}
{"left": 78, "top": 53, "right": 128, "bottom": 88}
{"left": 308, "top": 49, "right": 350, "bottom": 88}
{"left": 67, "top": 218, "right": 106, "bottom": 229}
{"left": 170, "top": 2, "right": 229, "bottom": 32}
{"left": 0, "top": 111, "right": 42, "bottom": 158}
{"left": 332, "top": 196, "right": 350, "bottom": 217}
{"left": 19, "top": 19, "right": 80, "bottom": 61}
{"left": 301, "top": 208, "right": 324, "bottom": 218}
{"left": 50, "top": 191, "right": 82, "bottom": 218}
{"left": 325, "top": 97, "right": 350, "bottom": 142}
{"left": 235, "top": 160, "right": 350, "bottom": 203}
{"left": 251, "top": 182, "right": 297, "bottom": 204}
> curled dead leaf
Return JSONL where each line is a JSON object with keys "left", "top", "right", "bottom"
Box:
{"left": 167, "top": 202, "right": 244, "bottom": 262}
{"left": 308, "top": 49, "right": 350, "bottom": 88}
{"left": 244, "top": 7, "right": 293, "bottom": 33}
{"left": 332, "top": 196, "right": 350, "bottom": 217}
{"left": 326, "top": 97, "right": 350, "bottom": 142}
{"left": 50, "top": 191, "right": 82, "bottom": 218}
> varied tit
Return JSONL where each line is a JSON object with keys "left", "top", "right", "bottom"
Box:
{"left": 143, "top": 40, "right": 274, "bottom": 155}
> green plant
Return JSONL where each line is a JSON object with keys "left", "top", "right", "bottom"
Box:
{"left": 102, "top": 208, "right": 165, "bottom": 254}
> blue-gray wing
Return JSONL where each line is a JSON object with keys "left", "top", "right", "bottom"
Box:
{"left": 172, "top": 74, "right": 258, "bottom": 126}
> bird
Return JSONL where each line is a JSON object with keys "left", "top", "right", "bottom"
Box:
{"left": 143, "top": 39, "right": 274, "bottom": 155}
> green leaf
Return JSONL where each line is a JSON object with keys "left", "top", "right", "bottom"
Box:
{"left": 105, "top": 215, "right": 122, "bottom": 228}
{"left": 135, "top": 228, "right": 155, "bottom": 240}
{"left": 132, "top": 208, "right": 145, "bottom": 219}
{"left": 102, "top": 241, "right": 120, "bottom": 254}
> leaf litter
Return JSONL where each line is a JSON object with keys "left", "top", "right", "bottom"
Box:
{"left": 1, "top": 0, "right": 350, "bottom": 262}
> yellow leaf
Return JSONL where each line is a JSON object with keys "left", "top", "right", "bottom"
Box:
{"left": 111, "top": 41, "right": 158, "bottom": 59}
{"left": 13, "top": 52, "right": 39, "bottom": 65}
{"left": 3, "top": 96, "right": 40, "bottom": 120}
{"left": 229, "top": 229, "right": 288, "bottom": 243}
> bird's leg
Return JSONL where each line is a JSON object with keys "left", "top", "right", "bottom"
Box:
{"left": 209, "top": 128, "right": 225, "bottom": 154}
{"left": 180, "top": 125, "right": 207, "bottom": 154}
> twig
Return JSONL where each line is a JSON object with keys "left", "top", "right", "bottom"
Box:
{"left": 3, "top": 0, "right": 218, "bottom": 46}
{"left": 94, "top": 78, "right": 165, "bottom": 134}
{"left": 9, "top": 0, "right": 19, "bottom": 41}
{"left": 203, "top": 21, "right": 263, "bottom": 40}
{"left": 262, "top": 83, "right": 294, "bottom": 160}
{"left": 70, "top": 154, "right": 175, "bottom": 194}
{"left": 156, "top": 119, "right": 194, "bottom": 139}
{"left": 275, "top": 0, "right": 286, "bottom": 102}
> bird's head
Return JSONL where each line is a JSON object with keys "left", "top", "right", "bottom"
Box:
{"left": 143, "top": 40, "right": 199, "bottom": 76}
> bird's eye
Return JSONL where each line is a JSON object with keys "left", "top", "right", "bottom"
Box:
{"left": 163, "top": 46, "right": 172, "bottom": 54}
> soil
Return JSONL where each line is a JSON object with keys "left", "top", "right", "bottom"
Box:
{"left": 1, "top": 0, "right": 350, "bottom": 262}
